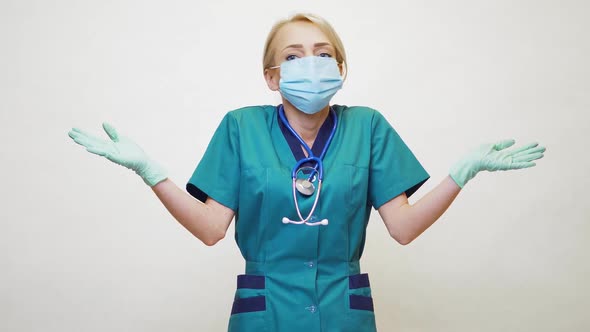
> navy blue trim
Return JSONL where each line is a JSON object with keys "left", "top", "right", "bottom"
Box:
{"left": 231, "top": 295, "right": 266, "bottom": 315}
{"left": 237, "top": 274, "right": 265, "bottom": 289}
{"left": 349, "top": 273, "right": 370, "bottom": 289}
{"left": 277, "top": 104, "right": 335, "bottom": 164}
{"left": 350, "top": 295, "right": 374, "bottom": 311}
{"left": 186, "top": 183, "right": 207, "bottom": 203}
{"left": 406, "top": 178, "right": 429, "bottom": 199}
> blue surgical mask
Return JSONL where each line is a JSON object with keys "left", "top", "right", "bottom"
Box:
{"left": 275, "top": 56, "right": 343, "bottom": 114}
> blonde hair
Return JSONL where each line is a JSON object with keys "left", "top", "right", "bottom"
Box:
{"left": 262, "top": 13, "right": 348, "bottom": 78}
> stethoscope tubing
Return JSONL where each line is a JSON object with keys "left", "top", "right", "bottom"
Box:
{"left": 279, "top": 105, "right": 338, "bottom": 182}
{"left": 278, "top": 105, "right": 337, "bottom": 226}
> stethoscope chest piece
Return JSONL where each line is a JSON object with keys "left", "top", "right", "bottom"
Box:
{"left": 296, "top": 178, "right": 315, "bottom": 196}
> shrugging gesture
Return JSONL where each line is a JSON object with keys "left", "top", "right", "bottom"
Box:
{"left": 450, "top": 139, "right": 546, "bottom": 188}
{"left": 68, "top": 123, "right": 167, "bottom": 187}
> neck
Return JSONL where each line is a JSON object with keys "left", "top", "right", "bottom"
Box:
{"left": 282, "top": 102, "right": 330, "bottom": 145}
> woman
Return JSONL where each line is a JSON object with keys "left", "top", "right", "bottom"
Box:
{"left": 68, "top": 13, "right": 545, "bottom": 332}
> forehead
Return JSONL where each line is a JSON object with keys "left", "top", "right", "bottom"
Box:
{"left": 274, "top": 21, "right": 331, "bottom": 49}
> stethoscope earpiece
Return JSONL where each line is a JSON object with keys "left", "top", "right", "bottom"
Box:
{"left": 282, "top": 216, "right": 329, "bottom": 226}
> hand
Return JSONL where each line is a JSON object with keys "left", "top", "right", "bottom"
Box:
{"left": 449, "top": 139, "right": 546, "bottom": 188}
{"left": 68, "top": 123, "right": 167, "bottom": 187}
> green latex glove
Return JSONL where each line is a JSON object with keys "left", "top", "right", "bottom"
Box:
{"left": 68, "top": 123, "right": 167, "bottom": 187}
{"left": 449, "top": 139, "right": 545, "bottom": 188}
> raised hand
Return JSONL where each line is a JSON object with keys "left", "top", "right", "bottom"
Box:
{"left": 449, "top": 139, "right": 546, "bottom": 188}
{"left": 68, "top": 123, "right": 167, "bottom": 186}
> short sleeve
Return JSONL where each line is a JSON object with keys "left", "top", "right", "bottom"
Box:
{"left": 369, "top": 111, "right": 430, "bottom": 209}
{"left": 186, "top": 113, "right": 240, "bottom": 211}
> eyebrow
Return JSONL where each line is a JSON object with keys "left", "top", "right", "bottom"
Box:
{"left": 282, "top": 42, "right": 333, "bottom": 51}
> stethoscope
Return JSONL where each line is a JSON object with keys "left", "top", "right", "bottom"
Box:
{"left": 279, "top": 104, "right": 337, "bottom": 226}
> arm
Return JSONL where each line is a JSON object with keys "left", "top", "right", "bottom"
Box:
{"left": 68, "top": 123, "right": 234, "bottom": 246}
{"left": 379, "top": 139, "right": 545, "bottom": 245}
{"left": 378, "top": 176, "right": 460, "bottom": 245}
{"left": 151, "top": 179, "right": 234, "bottom": 246}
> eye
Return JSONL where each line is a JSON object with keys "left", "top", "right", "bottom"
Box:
{"left": 318, "top": 53, "right": 332, "bottom": 58}
{"left": 286, "top": 54, "right": 298, "bottom": 61}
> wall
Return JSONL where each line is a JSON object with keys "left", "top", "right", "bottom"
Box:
{"left": 1, "top": 0, "right": 588, "bottom": 331}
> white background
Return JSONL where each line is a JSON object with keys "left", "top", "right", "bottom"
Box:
{"left": 1, "top": 0, "right": 588, "bottom": 331}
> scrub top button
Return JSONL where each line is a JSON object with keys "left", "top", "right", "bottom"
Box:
{"left": 306, "top": 305, "right": 317, "bottom": 313}
{"left": 305, "top": 261, "right": 315, "bottom": 268}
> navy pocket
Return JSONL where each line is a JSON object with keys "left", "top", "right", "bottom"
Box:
{"left": 231, "top": 295, "right": 266, "bottom": 314}
{"left": 348, "top": 273, "right": 375, "bottom": 312}
{"left": 230, "top": 274, "right": 267, "bottom": 315}
{"left": 237, "top": 274, "right": 265, "bottom": 289}
{"left": 349, "top": 273, "right": 370, "bottom": 289}
{"left": 349, "top": 294, "right": 374, "bottom": 311}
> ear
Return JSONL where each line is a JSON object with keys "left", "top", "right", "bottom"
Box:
{"left": 264, "top": 68, "right": 280, "bottom": 91}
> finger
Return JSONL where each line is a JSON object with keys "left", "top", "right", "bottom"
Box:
{"left": 68, "top": 131, "right": 101, "bottom": 148}
{"left": 512, "top": 145, "right": 546, "bottom": 158}
{"left": 510, "top": 161, "right": 536, "bottom": 169}
{"left": 68, "top": 129, "right": 90, "bottom": 141}
{"left": 68, "top": 128, "right": 89, "bottom": 141}
{"left": 70, "top": 127, "right": 85, "bottom": 133}
{"left": 102, "top": 122, "right": 119, "bottom": 142}
{"left": 68, "top": 131, "right": 93, "bottom": 147}
{"left": 507, "top": 142, "right": 540, "bottom": 155}
{"left": 86, "top": 146, "right": 107, "bottom": 157}
{"left": 513, "top": 152, "right": 544, "bottom": 162}
{"left": 68, "top": 130, "right": 80, "bottom": 140}
{"left": 493, "top": 139, "right": 515, "bottom": 151}
{"left": 69, "top": 127, "right": 106, "bottom": 143}
{"left": 492, "top": 160, "right": 537, "bottom": 171}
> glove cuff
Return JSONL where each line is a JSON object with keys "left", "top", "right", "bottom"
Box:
{"left": 136, "top": 159, "right": 168, "bottom": 187}
{"left": 449, "top": 159, "right": 478, "bottom": 189}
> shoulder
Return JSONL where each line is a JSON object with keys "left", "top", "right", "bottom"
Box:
{"left": 212, "top": 106, "right": 276, "bottom": 139}
{"left": 210, "top": 105, "right": 276, "bottom": 133}
{"left": 226, "top": 105, "right": 276, "bottom": 123}
{"left": 333, "top": 104, "right": 388, "bottom": 127}
{"left": 334, "top": 104, "right": 377, "bottom": 115}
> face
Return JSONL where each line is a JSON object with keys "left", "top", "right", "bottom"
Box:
{"left": 264, "top": 21, "right": 338, "bottom": 91}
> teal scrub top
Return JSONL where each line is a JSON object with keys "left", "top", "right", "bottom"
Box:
{"left": 187, "top": 105, "right": 429, "bottom": 332}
